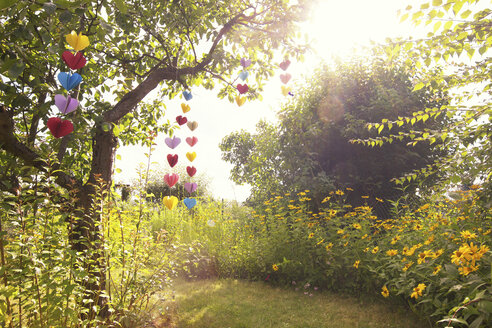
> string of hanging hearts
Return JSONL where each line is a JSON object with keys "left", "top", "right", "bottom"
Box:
{"left": 163, "top": 91, "right": 199, "bottom": 211}
{"left": 47, "top": 31, "right": 89, "bottom": 138}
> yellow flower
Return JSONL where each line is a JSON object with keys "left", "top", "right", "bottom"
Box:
{"left": 410, "top": 283, "right": 426, "bottom": 299}
{"left": 372, "top": 246, "right": 379, "bottom": 254}
{"left": 432, "top": 265, "right": 442, "bottom": 275}
{"left": 386, "top": 249, "right": 398, "bottom": 256}
{"left": 346, "top": 187, "right": 354, "bottom": 191}
{"left": 335, "top": 190, "right": 344, "bottom": 195}
{"left": 321, "top": 196, "right": 331, "bottom": 203}
{"left": 361, "top": 234, "right": 368, "bottom": 240}
{"left": 391, "top": 235, "right": 401, "bottom": 245}
{"left": 337, "top": 229, "right": 345, "bottom": 235}
{"left": 458, "top": 264, "right": 479, "bottom": 276}
{"left": 308, "top": 233, "right": 315, "bottom": 239}
{"left": 325, "top": 242, "right": 334, "bottom": 251}
{"left": 403, "top": 261, "right": 414, "bottom": 272}
{"left": 352, "top": 223, "right": 362, "bottom": 230}
{"left": 460, "top": 230, "right": 477, "bottom": 240}
{"left": 376, "top": 197, "right": 384, "bottom": 203}
{"left": 361, "top": 195, "right": 369, "bottom": 199}
{"left": 381, "top": 285, "right": 389, "bottom": 298}
{"left": 272, "top": 264, "right": 279, "bottom": 271}
{"left": 353, "top": 260, "right": 360, "bottom": 269}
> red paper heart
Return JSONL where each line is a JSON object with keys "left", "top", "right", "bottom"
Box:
{"left": 62, "top": 51, "right": 87, "bottom": 70}
{"left": 186, "top": 136, "right": 198, "bottom": 147}
{"left": 176, "top": 115, "right": 187, "bottom": 125}
{"left": 279, "top": 60, "right": 291, "bottom": 71}
{"left": 186, "top": 166, "right": 197, "bottom": 177}
{"left": 164, "top": 173, "right": 179, "bottom": 188}
{"left": 280, "top": 73, "right": 291, "bottom": 84}
{"left": 47, "top": 117, "right": 73, "bottom": 138}
{"left": 167, "top": 154, "right": 178, "bottom": 167}
{"left": 237, "top": 84, "right": 249, "bottom": 94}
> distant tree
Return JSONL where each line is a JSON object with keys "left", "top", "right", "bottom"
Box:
{"left": 220, "top": 57, "right": 448, "bottom": 211}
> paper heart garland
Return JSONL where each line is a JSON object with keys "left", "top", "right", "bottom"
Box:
{"left": 54, "top": 94, "right": 79, "bottom": 114}
{"left": 187, "top": 121, "right": 198, "bottom": 131}
{"left": 280, "top": 73, "right": 292, "bottom": 84}
{"left": 182, "top": 90, "right": 193, "bottom": 101}
{"left": 176, "top": 115, "right": 187, "bottom": 125}
{"left": 165, "top": 136, "right": 181, "bottom": 149}
{"left": 163, "top": 196, "right": 178, "bottom": 210}
{"left": 281, "top": 85, "right": 292, "bottom": 96}
{"left": 237, "top": 84, "right": 249, "bottom": 94}
{"left": 58, "top": 72, "right": 82, "bottom": 91}
{"left": 164, "top": 173, "right": 179, "bottom": 188}
{"left": 65, "top": 31, "right": 90, "bottom": 52}
{"left": 62, "top": 51, "right": 87, "bottom": 70}
{"left": 186, "top": 166, "right": 197, "bottom": 177}
{"left": 239, "top": 70, "right": 249, "bottom": 81}
{"left": 47, "top": 117, "right": 74, "bottom": 138}
{"left": 183, "top": 198, "right": 197, "bottom": 209}
{"left": 184, "top": 182, "right": 198, "bottom": 194}
{"left": 167, "top": 154, "right": 178, "bottom": 167}
{"left": 279, "top": 60, "right": 291, "bottom": 71}
{"left": 186, "top": 152, "right": 196, "bottom": 162}
{"left": 181, "top": 103, "right": 191, "bottom": 113}
{"left": 186, "top": 136, "right": 198, "bottom": 147}
{"left": 235, "top": 95, "right": 246, "bottom": 107}
{"left": 240, "top": 58, "right": 251, "bottom": 68}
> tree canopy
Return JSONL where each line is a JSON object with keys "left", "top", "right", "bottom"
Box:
{"left": 220, "top": 57, "right": 448, "bottom": 208}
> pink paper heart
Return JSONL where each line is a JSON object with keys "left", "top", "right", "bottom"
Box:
{"left": 240, "top": 58, "right": 251, "bottom": 68}
{"left": 184, "top": 182, "right": 197, "bottom": 194}
{"left": 279, "top": 60, "right": 291, "bottom": 71}
{"left": 237, "top": 84, "right": 249, "bottom": 94}
{"left": 280, "top": 73, "right": 291, "bottom": 84}
{"left": 164, "top": 173, "right": 179, "bottom": 188}
{"left": 165, "top": 136, "right": 181, "bottom": 149}
{"left": 186, "top": 136, "right": 198, "bottom": 147}
{"left": 54, "top": 94, "right": 79, "bottom": 114}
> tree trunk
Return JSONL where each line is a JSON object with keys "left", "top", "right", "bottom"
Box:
{"left": 71, "top": 125, "right": 117, "bottom": 320}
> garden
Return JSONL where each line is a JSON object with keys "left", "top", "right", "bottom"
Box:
{"left": 0, "top": 0, "right": 491, "bottom": 327}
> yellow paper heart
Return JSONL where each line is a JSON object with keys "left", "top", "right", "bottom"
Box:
{"left": 281, "top": 86, "right": 291, "bottom": 96}
{"left": 163, "top": 196, "right": 178, "bottom": 210}
{"left": 186, "top": 152, "right": 197, "bottom": 162}
{"left": 235, "top": 95, "right": 246, "bottom": 107}
{"left": 181, "top": 103, "right": 191, "bottom": 113}
{"left": 65, "top": 31, "right": 90, "bottom": 52}
{"left": 187, "top": 121, "right": 198, "bottom": 131}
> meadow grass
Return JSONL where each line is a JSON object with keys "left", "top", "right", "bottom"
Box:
{"left": 158, "top": 279, "right": 427, "bottom": 328}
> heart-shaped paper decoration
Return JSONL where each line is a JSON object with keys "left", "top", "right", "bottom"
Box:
{"left": 163, "top": 196, "right": 178, "bottom": 210}
{"left": 176, "top": 115, "right": 187, "bottom": 125}
{"left": 54, "top": 94, "right": 79, "bottom": 114}
{"left": 47, "top": 117, "right": 74, "bottom": 138}
{"left": 65, "top": 31, "right": 90, "bottom": 52}
{"left": 186, "top": 152, "right": 196, "bottom": 162}
{"left": 184, "top": 182, "right": 198, "bottom": 194}
{"left": 280, "top": 73, "right": 292, "bottom": 84}
{"left": 165, "top": 136, "right": 181, "bottom": 149}
{"left": 181, "top": 103, "right": 191, "bottom": 113}
{"left": 239, "top": 70, "right": 249, "bottom": 81}
{"left": 183, "top": 198, "right": 197, "bottom": 209}
{"left": 279, "top": 60, "right": 291, "bottom": 71}
{"left": 58, "top": 72, "right": 82, "bottom": 91}
{"left": 281, "top": 85, "right": 292, "bottom": 96}
{"left": 167, "top": 154, "right": 178, "bottom": 167}
{"left": 164, "top": 173, "right": 179, "bottom": 188}
{"left": 62, "top": 51, "right": 87, "bottom": 70}
{"left": 183, "top": 90, "right": 193, "bottom": 101}
{"left": 186, "top": 166, "right": 197, "bottom": 177}
{"left": 186, "top": 136, "right": 198, "bottom": 147}
{"left": 187, "top": 121, "right": 198, "bottom": 131}
{"left": 240, "top": 58, "right": 251, "bottom": 68}
{"left": 235, "top": 95, "right": 246, "bottom": 107}
{"left": 237, "top": 84, "right": 249, "bottom": 94}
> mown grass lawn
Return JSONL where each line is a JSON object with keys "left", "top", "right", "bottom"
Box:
{"left": 155, "top": 279, "right": 427, "bottom": 328}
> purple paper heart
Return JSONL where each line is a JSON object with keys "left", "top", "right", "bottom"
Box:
{"left": 54, "top": 94, "right": 79, "bottom": 114}
{"left": 240, "top": 58, "right": 251, "bottom": 68}
{"left": 165, "top": 136, "right": 181, "bottom": 149}
{"left": 184, "top": 182, "right": 197, "bottom": 194}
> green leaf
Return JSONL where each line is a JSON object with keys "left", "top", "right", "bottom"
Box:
{"left": 59, "top": 9, "right": 72, "bottom": 24}
{"left": 114, "top": 0, "right": 128, "bottom": 14}
{"left": 0, "top": 0, "right": 16, "bottom": 10}
{"left": 413, "top": 82, "right": 425, "bottom": 91}
{"left": 115, "top": 168, "right": 122, "bottom": 173}
{"left": 7, "top": 60, "right": 25, "bottom": 79}
{"left": 432, "top": 0, "right": 442, "bottom": 6}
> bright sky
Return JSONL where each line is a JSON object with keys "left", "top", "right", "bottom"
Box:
{"left": 115, "top": 0, "right": 417, "bottom": 202}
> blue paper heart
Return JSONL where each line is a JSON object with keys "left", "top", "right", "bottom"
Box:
{"left": 239, "top": 70, "right": 249, "bottom": 81}
{"left": 58, "top": 72, "right": 82, "bottom": 91}
{"left": 182, "top": 90, "right": 193, "bottom": 101}
{"left": 183, "top": 198, "right": 197, "bottom": 209}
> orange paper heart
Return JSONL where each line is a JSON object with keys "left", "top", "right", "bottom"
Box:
{"left": 181, "top": 103, "right": 191, "bottom": 113}
{"left": 235, "top": 95, "right": 246, "bottom": 107}
{"left": 187, "top": 121, "right": 198, "bottom": 131}
{"left": 186, "top": 152, "right": 197, "bottom": 162}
